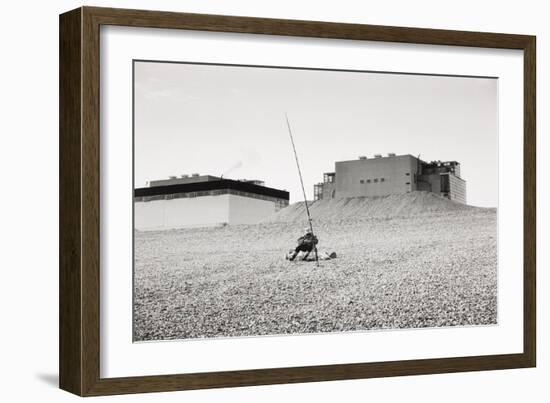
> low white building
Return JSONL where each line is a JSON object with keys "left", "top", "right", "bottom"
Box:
{"left": 134, "top": 175, "right": 289, "bottom": 231}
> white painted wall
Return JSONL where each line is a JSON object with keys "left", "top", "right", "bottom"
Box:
{"left": 135, "top": 194, "right": 279, "bottom": 230}
{"left": 135, "top": 195, "right": 230, "bottom": 230}
{"left": 1, "top": 1, "right": 547, "bottom": 403}
{"left": 228, "top": 194, "right": 279, "bottom": 224}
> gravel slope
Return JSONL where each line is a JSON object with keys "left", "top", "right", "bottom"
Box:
{"left": 134, "top": 193, "right": 497, "bottom": 341}
{"left": 263, "top": 191, "right": 479, "bottom": 223}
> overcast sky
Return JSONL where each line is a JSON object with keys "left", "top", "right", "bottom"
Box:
{"left": 134, "top": 61, "right": 498, "bottom": 207}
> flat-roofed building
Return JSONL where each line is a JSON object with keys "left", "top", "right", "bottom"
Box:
{"left": 314, "top": 154, "right": 466, "bottom": 204}
{"left": 134, "top": 176, "right": 289, "bottom": 230}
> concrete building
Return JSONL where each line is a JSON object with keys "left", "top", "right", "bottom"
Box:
{"left": 134, "top": 175, "right": 289, "bottom": 230}
{"left": 314, "top": 154, "right": 466, "bottom": 204}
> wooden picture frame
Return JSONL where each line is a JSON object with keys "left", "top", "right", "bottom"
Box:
{"left": 59, "top": 6, "right": 536, "bottom": 396}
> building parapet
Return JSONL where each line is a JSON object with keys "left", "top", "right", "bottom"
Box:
{"left": 135, "top": 188, "right": 289, "bottom": 209}
{"left": 135, "top": 178, "right": 289, "bottom": 202}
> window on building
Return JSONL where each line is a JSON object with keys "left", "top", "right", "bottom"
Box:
{"left": 360, "top": 179, "right": 364, "bottom": 184}
{"left": 381, "top": 178, "right": 385, "bottom": 182}
{"left": 323, "top": 173, "right": 335, "bottom": 183}
{"left": 367, "top": 179, "right": 371, "bottom": 183}
{"left": 405, "top": 172, "right": 410, "bottom": 176}
{"left": 374, "top": 178, "right": 378, "bottom": 183}
{"left": 405, "top": 182, "right": 410, "bottom": 185}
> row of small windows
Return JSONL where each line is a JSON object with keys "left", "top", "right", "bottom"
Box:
{"left": 360, "top": 173, "right": 412, "bottom": 184}
{"left": 360, "top": 178, "right": 385, "bottom": 184}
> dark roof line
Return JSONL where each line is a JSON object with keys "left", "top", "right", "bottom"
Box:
{"left": 134, "top": 178, "right": 289, "bottom": 200}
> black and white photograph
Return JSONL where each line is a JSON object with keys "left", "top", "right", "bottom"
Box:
{"left": 132, "top": 60, "right": 498, "bottom": 342}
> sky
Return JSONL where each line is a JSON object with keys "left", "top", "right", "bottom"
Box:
{"left": 134, "top": 61, "right": 498, "bottom": 207}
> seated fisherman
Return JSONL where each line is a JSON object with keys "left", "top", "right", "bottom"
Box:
{"left": 288, "top": 227, "right": 319, "bottom": 261}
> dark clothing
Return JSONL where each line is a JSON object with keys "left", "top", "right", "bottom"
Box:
{"left": 289, "top": 233, "right": 318, "bottom": 261}
{"left": 294, "top": 243, "right": 313, "bottom": 253}
{"left": 296, "top": 233, "right": 318, "bottom": 249}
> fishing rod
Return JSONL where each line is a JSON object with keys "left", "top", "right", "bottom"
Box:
{"left": 285, "top": 113, "right": 319, "bottom": 266}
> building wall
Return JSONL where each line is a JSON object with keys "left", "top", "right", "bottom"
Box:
{"left": 228, "top": 194, "right": 281, "bottom": 224}
{"left": 321, "top": 181, "right": 337, "bottom": 200}
{"left": 417, "top": 173, "right": 466, "bottom": 203}
{"left": 134, "top": 194, "right": 231, "bottom": 230}
{"left": 334, "top": 155, "right": 419, "bottom": 198}
{"left": 449, "top": 174, "right": 467, "bottom": 204}
{"left": 417, "top": 173, "right": 442, "bottom": 194}
{"left": 135, "top": 194, "right": 281, "bottom": 230}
